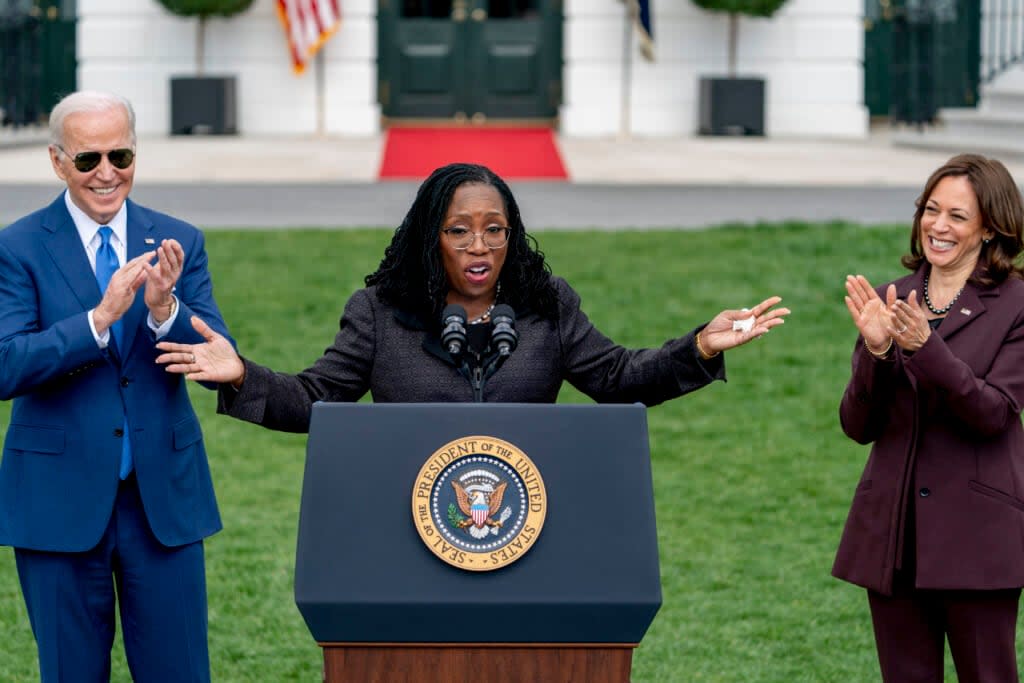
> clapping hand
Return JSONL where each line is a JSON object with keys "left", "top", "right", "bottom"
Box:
{"left": 156, "top": 316, "right": 246, "bottom": 386}
{"left": 890, "top": 290, "right": 931, "bottom": 352}
{"left": 844, "top": 275, "right": 897, "bottom": 354}
{"left": 143, "top": 239, "right": 184, "bottom": 322}
{"left": 92, "top": 251, "right": 155, "bottom": 334}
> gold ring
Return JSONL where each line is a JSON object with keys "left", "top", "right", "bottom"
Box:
{"left": 897, "top": 326, "right": 907, "bottom": 334}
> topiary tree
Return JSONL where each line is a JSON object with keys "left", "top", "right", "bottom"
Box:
{"left": 691, "top": 0, "right": 788, "bottom": 78}
{"left": 155, "top": 0, "right": 255, "bottom": 76}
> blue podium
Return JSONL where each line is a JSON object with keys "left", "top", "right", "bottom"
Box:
{"left": 295, "top": 403, "right": 662, "bottom": 683}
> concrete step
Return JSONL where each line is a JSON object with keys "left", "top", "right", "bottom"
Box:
{"left": 890, "top": 128, "right": 1024, "bottom": 160}
{"left": 970, "top": 83, "right": 1024, "bottom": 113}
{"left": 979, "top": 91, "right": 1024, "bottom": 112}
{"left": 983, "top": 63, "right": 1024, "bottom": 93}
{"left": 938, "top": 107, "right": 1024, "bottom": 138}
{"left": 903, "top": 64, "right": 1024, "bottom": 155}
{"left": 976, "top": 64, "right": 1024, "bottom": 112}
{"left": 0, "top": 125, "right": 48, "bottom": 149}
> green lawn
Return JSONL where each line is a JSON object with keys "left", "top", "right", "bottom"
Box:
{"left": 0, "top": 223, "right": 985, "bottom": 681}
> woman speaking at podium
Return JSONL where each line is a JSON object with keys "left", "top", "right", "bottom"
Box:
{"left": 156, "top": 163, "right": 788, "bottom": 430}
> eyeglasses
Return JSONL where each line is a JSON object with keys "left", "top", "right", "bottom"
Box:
{"left": 441, "top": 226, "right": 510, "bottom": 250}
{"left": 56, "top": 145, "right": 135, "bottom": 173}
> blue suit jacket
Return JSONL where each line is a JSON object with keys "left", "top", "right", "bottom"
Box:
{"left": 0, "top": 195, "right": 233, "bottom": 552}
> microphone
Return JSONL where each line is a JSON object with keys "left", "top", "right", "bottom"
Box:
{"left": 441, "top": 304, "right": 468, "bottom": 356}
{"left": 490, "top": 304, "right": 518, "bottom": 357}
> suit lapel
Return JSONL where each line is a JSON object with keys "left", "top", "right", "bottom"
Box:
{"left": 40, "top": 195, "right": 103, "bottom": 311}
{"left": 118, "top": 200, "right": 154, "bottom": 358}
{"left": 936, "top": 286, "right": 988, "bottom": 340}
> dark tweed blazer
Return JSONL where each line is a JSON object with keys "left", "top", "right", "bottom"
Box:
{"left": 833, "top": 267, "right": 1024, "bottom": 595}
{"left": 219, "top": 276, "right": 725, "bottom": 432}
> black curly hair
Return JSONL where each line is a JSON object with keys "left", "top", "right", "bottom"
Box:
{"left": 365, "top": 163, "right": 559, "bottom": 325}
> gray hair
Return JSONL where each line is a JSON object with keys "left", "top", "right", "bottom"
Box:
{"left": 48, "top": 91, "right": 137, "bottom": 149}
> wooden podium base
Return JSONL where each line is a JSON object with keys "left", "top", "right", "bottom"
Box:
{"left": 321, "top": 642, "right": 636, "bottom": 683}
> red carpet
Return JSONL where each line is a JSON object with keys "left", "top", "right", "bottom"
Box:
{"left": 378, "top": 127, "right": 568, "bottom": 180}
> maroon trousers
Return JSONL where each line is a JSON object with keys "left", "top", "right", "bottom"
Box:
{"left": 867, "top": 583, "right": 1021, "bottom": 683}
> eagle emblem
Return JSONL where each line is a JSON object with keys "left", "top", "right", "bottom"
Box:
{"left": 451, "top": 469, "right": 513, "bottom": 539}
{"left": 413, "top": 437, "right": 547, "bottom": 571}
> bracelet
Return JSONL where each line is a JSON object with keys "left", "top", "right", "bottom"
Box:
{"left": 696, "top": 331, "right": 720, "bottom": 360}
{"left": 154, "top": 297, "right": 177, "bottom": 324}
{"left": 865, "top": 337, "right": 892, "bottom": 359}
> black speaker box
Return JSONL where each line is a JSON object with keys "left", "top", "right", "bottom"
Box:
{"left": 170, "top": 76, "right": 237, "bottom": 135}
{"left": 698, "top": 77, "right": 765, "bottom": 136}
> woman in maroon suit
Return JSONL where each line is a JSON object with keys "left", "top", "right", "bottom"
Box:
{"left": 834, "top": 153, "right": 1024, "bottom": 682}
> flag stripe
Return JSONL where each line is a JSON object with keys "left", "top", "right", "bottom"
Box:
{"left": 277, "top": 0, "right": 342, "bottom": 74}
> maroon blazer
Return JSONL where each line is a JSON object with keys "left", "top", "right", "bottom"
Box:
{"left": 833, "top": 266, "right": 1024, "bottom": 595}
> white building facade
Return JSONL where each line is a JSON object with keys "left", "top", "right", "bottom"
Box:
{"left": 77, "top": 0, "right": 867, "bottom": 138}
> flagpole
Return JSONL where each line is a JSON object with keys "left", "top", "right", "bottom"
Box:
{"left": 620, "top": 1, "right": 634, "bottom": 140}
{"left": 315, "top": 50, "right": 326, "bottom": 137}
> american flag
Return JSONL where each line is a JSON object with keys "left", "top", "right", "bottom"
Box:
{"left": 277, "top": 0, "right": 342, "bottom": 74}
{"left": 632, "top": 0, "right": 654, "bottom": 61}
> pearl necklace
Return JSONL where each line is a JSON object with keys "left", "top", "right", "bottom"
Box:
{"left": 923, "top": 273, "right": 964, "bottom": 316}
{"left": 467, "top": 282, "right": 501, "bottom": 325}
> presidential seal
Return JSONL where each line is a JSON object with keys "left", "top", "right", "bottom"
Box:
{"left": 411, "top": 435, "right": 547, "bottom": 571}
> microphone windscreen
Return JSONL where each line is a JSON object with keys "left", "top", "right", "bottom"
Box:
{"left": 490, "top": 304, "right": 518, "bottom": 356}
{"left": 442, "top": 304, "right": 467, "bottom": 323}
{"left": 490, "top": 304, "right": 515, "bottom": 323}
{"left": 441, "top": 304, "right": 468, "bottom": 356}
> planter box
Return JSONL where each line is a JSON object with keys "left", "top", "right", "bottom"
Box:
{"left": 170, "top": 76, "right": 237, "bottom": 135}
{"left": 698, "top": 77, "right": 765, "bottom": 136}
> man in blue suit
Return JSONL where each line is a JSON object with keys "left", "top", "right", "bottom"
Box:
{"left": 0, "top": 90, "right": 233, "bottom": 682}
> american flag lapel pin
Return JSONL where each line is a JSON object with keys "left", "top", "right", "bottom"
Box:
{"left": 960, "top": 307, "right": 972, "bottom": 316}
{"left": 144, "top": 238, "right": 156, "bottom": 244}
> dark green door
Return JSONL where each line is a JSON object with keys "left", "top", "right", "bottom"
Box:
{"left": 378, "top": 0, "right": 563, "bottom": 121}
{"left": 0, "top": 0, "right": 76, "bottom": 126}
{"left": 38, "top": 0, "right": 77, "bottom": 114}
{"left": 863, "top": 0, "right": 893, "bottom": 117}
{"left": 863, "top": 0, "right": 979, "bottom": 121}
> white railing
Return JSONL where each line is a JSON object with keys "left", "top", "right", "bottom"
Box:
{"left": 982, "top": 0, "right": 1024, "bottom": 82}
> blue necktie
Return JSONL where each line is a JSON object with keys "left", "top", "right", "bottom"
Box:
{"left": 95, "top": 226, "right": 133, "bottom": 479}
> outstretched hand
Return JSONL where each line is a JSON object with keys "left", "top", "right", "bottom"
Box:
{"left": 156, "top": 316, "right": 245, "bottom": 386}
{"left": 699, "top": 295, "right": 790, "bottom": 355}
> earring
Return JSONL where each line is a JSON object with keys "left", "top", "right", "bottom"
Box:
{"left": 984, "top": 238, "right": 991, "bottom": 244}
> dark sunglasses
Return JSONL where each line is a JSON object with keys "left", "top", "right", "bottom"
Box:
{"left": 57, "top": 145, "right": 135, "bottom": 173}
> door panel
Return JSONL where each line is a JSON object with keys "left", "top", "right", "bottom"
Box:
{"left": 379, "top": 0, "right": 562, "bottom": 120}
{"left": 863, "top": 0, "right": 979, "bottom": 122}
{"left": 39, "top": 0, "right": 76, "bottom": 113}
{"left": 488, "top": 45, "right": 537, "bottom": 94}
{"left": 472, "top": 5, "right": 544, "bottom": 117}
{"left": 864, "top": 3, "right": 892, "bottom": 116}
{"left": 401, "top": 45, "right": 453, "bottom": 94}
{"left": 382, "top": 1, "right": 467, "bottom": 117}
{"left": 0, "top": 0, "right": 76, "bottom": 126}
